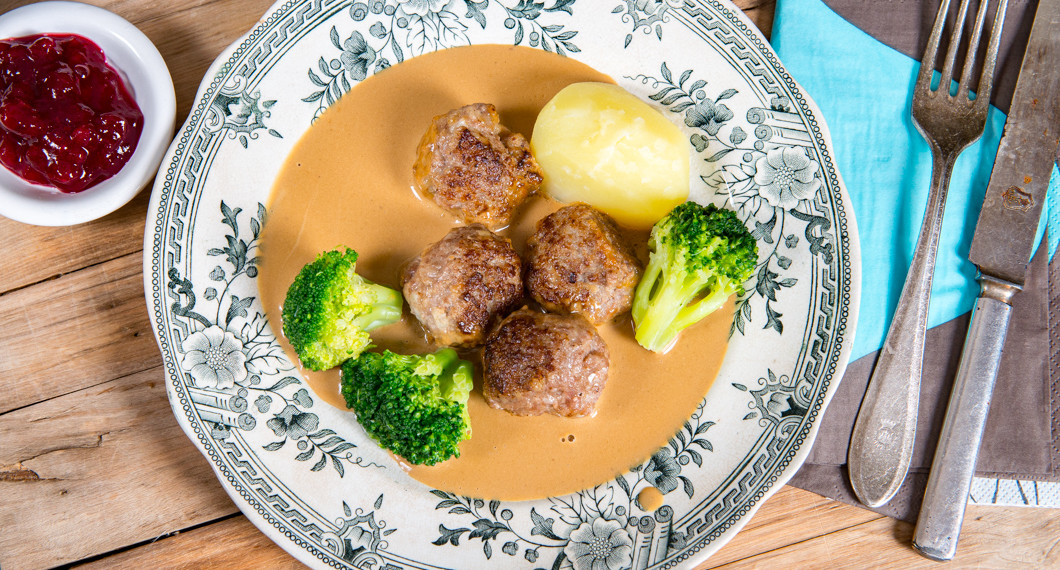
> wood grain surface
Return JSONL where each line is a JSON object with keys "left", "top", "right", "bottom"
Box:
{"left": 1, "top": 0, "right": 1057, "bottom": 568}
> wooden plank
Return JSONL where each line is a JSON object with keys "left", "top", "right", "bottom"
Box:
{"left": 74, "top": 515, "right": 304, "bottom": 570}
{"left": 701, "top": 486, "right": 882, "bottom": 568}
{"left": 0, "top": 366, "right": 237, "bottom": 570}
{"left": 0, "top": 252, "right": 160, "bottom": 414}
{"left": 709, "top": 504, "right": 1060, "bottom": 568}
{"left": 0, "top": 193, "right": 149, "bottom": 294}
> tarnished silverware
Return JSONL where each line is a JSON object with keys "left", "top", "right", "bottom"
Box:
{"left": 848, "top": 0, "right": 1007, "bottom": 508}
{"left": 913, "top": 0, "right": 1060, "bottom": 559}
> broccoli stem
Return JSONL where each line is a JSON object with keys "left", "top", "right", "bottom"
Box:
{"left": 634, "top": 267, "right": 730, "bottom": 353}
{"left": 635, "top": 271, "right": 699, "bottom": 353}
{"left": 671, "top": 285, "right": 730, "bottom": 332}
{"left": 436, "top": 351, "right": 474, "bottom": 403}
{"left": 631, "top": 252, "right": 664, "bottom": 325}
{"left": 350, "top": 282, "right": 403, "bottom": 332}
{"left": 423, "top": 348, "right": 473, "bottom": 439}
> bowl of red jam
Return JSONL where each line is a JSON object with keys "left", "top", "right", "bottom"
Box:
{"left": 0, "top": 1, "right": 175, "bottom": 226}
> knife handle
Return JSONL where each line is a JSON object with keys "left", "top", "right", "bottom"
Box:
{"left": 912, "top": 275, "right": 1017, "bottom": 561}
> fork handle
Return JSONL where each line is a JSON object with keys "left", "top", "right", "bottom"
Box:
{"left": 912, "top": 276, "right": 1016, "bottom": 561}
{"left": 848, "top": 151, "right": 956, "bottom": 507}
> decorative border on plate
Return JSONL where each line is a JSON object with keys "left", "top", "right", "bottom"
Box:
{"left": 655, "top": 2, "right": 852, "bottom": 563}
{"left": 147, "top": 1, "right": 856, "bottom": 568}
{"left": 150, "top": 2, "right": 378, "bottom": 568}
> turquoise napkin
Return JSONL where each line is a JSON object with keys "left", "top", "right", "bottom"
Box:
{"left": 772, "top": 0, "right": 1057, "bottom": 362}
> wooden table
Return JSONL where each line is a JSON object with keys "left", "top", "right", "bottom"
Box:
{"left": 2, "top": 0, "right": 1058, "bottom": 568}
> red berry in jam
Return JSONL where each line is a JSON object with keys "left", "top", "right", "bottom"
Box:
{"left": 0, "top": 33, "right": 143, "bottom": 193}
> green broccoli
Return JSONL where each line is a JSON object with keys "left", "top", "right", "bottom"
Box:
{"left": 631, "top": 202, "right": 758, "bottom": 353}
{"left": 282, "top": 247, "right": 403, "bottom": 371}
{"left": 341, "top": 348, "right": 473, "bottom": 466}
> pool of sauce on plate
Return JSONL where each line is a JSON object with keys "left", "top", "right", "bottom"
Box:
{"left": 637, "top": 486, "right": 666, "bottom": 511}
{"left": 259, "top": 45, "right": 732, "bottom": 500}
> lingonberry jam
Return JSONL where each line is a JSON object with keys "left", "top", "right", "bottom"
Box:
{"left": 0, "top": 33, "right": 143, "bottom": 193}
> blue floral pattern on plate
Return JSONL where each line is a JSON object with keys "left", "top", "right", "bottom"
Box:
{"left": 145, "top": 1, "right": 861, "bottom": 568}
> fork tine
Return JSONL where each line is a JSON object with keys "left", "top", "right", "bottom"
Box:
{"left": 974, "top": 0, "right": 1008, "bottom": 104}
{"left": 939, "top": 0, "right": 974, "bottom": 91}
{"left": 956, "top": 0, "right": 991, "bottom": 97}
{"left": 917, "top": 0, "right": 952, "bottom": 89}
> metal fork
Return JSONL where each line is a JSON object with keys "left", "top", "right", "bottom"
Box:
{"left": 848, "top": 0, "right": 1007, "bottom": 508}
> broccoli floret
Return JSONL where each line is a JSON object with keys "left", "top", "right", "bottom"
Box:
{"left": 282, "top": 248, "right": 403, "bottom": 371}
{"left": 341, "top": 348, "right": 473, "bottom": 466}
{"left": 631, "top": 202, "right": 758, "bottom": 353}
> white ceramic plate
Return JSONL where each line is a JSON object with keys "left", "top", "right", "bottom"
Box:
{"left": 145, "top": 1, "right": 860, "bottom": 568}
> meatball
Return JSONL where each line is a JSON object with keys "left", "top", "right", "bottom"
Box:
{"left": 402, "top": 224, "right": 523, "bottom": 347}
{"left": 483, "top": 308, "right": 609, "bottom": 418}
{"left": 525, "top": 203, "right": 643, "bottom": 324}
{"left": 413, "top": 103, "right": 543, "bottom": 228}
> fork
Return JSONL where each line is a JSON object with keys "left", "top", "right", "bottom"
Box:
{"left": 848, "top": 0, "right": 1006, "bottom": 508}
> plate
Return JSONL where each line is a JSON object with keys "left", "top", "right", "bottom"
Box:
{"left": 144, "top": 0, "right": 860, "bottom": 567}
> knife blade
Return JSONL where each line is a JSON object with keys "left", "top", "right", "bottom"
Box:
{"left": 912, "top": 0, "right": 1060, "bottom": 561}
{"left": 967, "top": 20, "right": 1060, "bottom": 283}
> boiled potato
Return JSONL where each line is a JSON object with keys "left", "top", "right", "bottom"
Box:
{"left": 531, "top": 82, "right": 690, "bottom": 229}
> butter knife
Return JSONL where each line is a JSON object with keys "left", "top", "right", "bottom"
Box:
{"left": 912, "top": 0, "right": 1060, "bottom": 561}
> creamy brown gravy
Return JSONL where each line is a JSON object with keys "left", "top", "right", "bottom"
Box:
{"left": 637, "top": 486, "right": 665, "bottom": 512}
{"left": 259, "top": 45, "right": 732, "bottom": 500}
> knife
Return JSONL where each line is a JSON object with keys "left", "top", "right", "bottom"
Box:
{"left": 912, "top": 0, "right": 1060, "bottom": 561}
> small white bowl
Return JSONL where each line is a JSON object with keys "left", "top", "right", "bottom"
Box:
{"left": 0, "top": 1, "right": 175, "bottom": 226}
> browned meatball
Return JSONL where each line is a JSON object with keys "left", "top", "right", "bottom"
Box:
{"left": 525, "top": 203, "right": 643, "bottom": 325}
{"left": 483, "top": 308, "right": 609, "bottom": 418}
{"left": 413, "top": 103, "right": 542, "bottom": 228}
{"left": 402, "top": 225, "right": 523, "bottom": 347}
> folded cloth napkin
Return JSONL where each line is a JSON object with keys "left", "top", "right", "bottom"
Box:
{"left": 771, "top": 0, "right": 1060, "bottom": 522}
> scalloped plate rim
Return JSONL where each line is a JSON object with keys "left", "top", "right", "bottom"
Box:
{"left": 143, "top": 1, "right": 861, "bottom": 568}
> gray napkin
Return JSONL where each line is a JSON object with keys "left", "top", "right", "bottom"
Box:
{"left": 783, "top": 0, "right": 1059, "bottom": 522}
